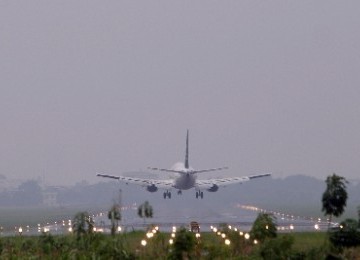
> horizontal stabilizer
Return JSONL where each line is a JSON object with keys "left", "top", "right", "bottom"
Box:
{"left": 194, "top": 167, "right": 229, "bottom": 174}
{"left": 147, "top": 167, "right": 184, "bottom": 174}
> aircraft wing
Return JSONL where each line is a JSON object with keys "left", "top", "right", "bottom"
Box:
{"left": 196, "top": 173, "right": 271, "bottom": 189}
{"left": 96, "top": 173, "right": 174, "bottom": 189}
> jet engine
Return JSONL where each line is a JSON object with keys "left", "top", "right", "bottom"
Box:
{"left": 207, "top": 184, "right": 219, "bottom": 192}
{"left": 146, "top": 184, "right": 158, "bottom": 192}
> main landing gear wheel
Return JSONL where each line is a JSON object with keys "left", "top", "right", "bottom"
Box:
{"left": 163, "top": 191, "right": 171, "bottom": 199}
{"left": 195, "top": 191, "right": 204, "bottom": 199}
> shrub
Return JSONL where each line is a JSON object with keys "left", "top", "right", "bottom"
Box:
{"left": 260, "top": 235, "right": 295, "bottom": 259}
{"left": 329, "top": 219, "right": 360, "bottom": 249}
{"left": 168, "top": 227, "right": 196, "bottom": 259}
{"left": 250, "top": 213, "right": 277, "bottom": 242}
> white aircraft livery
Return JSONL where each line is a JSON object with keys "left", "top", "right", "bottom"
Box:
{"left": 97, "top": 130, "right": 271, "bottom": 199}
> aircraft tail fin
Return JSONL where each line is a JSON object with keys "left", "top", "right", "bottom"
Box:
{"left": 185, "top": 130, "right": 189, "bottom": 169}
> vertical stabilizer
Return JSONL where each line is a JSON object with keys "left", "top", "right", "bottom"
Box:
{"left": 185, "top": 130, "right": 189, "bottom": 169}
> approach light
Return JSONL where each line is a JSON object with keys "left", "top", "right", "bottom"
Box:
{"left": 225, "top": 239, "right": 231, "bottom": 245}
{"left": 169, "top": 239, "right": 173, "bottom": 245}
{"left": 244, "top": 233, "right": 250, "bottom": 240}
{"left": 221, "top": 233, "right": 226, "bottom": 238}
{"left": 141, "top": 240, "right": 147, "bottom": 246}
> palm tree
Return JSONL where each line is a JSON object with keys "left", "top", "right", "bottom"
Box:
{"left": 138, "top": 201, "right": 153, "bottom": 224}
{"left": 322, "top": 173, "right": 348, "bottom": 229}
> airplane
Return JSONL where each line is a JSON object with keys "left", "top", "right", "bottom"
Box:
{"left": 97, "top": 130, "right": 271, "bottom": 199}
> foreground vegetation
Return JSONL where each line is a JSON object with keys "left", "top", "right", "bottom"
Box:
{"left": 0, "top": 229, "right": 359, "bottom": 259}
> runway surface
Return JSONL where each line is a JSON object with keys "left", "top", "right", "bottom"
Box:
{"left": 0, "top": 204, "right": 333, "bottom": 236}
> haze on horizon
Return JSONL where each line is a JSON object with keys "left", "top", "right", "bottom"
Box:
{"left": 1, "top": 1, "right": 359, "bottom": 186}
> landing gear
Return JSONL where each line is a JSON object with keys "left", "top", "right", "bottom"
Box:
{"left": 195, "top": 191, "right": 204, "bottom": 199}
{"left": 177, "top": 190, "right": 182, "bottom": 195}
{"left": 163, "top": 191, "right": 171, "bottom": 199}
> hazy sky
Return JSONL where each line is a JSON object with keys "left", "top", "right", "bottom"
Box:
{"left": 1, "top": 1, "right": 359, "bottom": 185}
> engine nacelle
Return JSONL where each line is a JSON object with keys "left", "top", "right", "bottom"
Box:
{"left": 146, "top": 184, "right": 158, "bottom": 192}
{"left": 207, "top": 184, "right": 219, "bottom": 192}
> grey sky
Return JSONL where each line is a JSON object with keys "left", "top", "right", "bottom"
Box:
{"left": 1, "top": 1, "right": 360, "bottom": 185}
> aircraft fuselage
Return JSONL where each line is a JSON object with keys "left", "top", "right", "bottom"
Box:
{"left": 174, "top": 172, "right": 197, "bottom": 190}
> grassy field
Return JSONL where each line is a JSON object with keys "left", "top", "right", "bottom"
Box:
{"left": 289, "top": 232, "right": 327, "bottom": 251}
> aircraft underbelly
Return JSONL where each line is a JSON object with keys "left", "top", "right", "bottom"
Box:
{"left": 175, "top": 175, "right": 195, "bottom": 190}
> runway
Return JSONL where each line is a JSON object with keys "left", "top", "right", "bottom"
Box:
{"left": 0, "top": 204, "right": 334, "bottom": 236}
